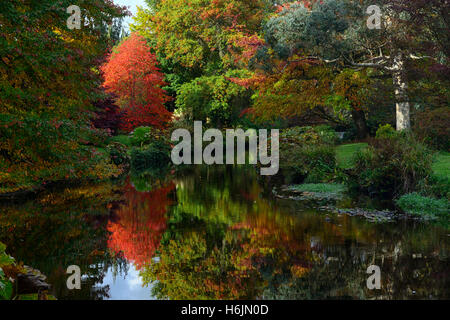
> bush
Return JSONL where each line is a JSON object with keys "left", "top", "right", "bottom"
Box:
{"left": 130, "top": 126, "right": 170, "bottom": 148}
{"left": 375, "top": 124, "right": 397, "bottom": 139}
{"left": 0, "top": 115, "right": 121, "bottom": 193}
{"left": 280, "top": 126, "right": 337, "bottom": 146}
{"left": 414, "top": 107, "right": 450, "bottom": 151}
{"left": 396, "top": 193, "right": 449, "bottom": 218}
{"left": 418, "top": 175, "right": 450, "bottom": 201}
{"left": 92, "top": 94, "right": 123, "bottom": 135}
{"left": 350, "top": 135, "right": 434, "bottom": 197}
{"left": 106, "top": 142, "right": 130, "bottom": 167}
{"left": 280, "top": 144, "right": 337, "bottom": 183}
{"left": 130, "top": 140, "right": 171, "bottom": 174}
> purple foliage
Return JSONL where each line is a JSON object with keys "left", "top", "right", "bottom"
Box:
{"left": 92, "top": 94, "right": 123, "bottom": 135}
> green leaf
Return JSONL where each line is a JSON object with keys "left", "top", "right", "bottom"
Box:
{"left": 0, "top": 253, "right": 15, "bottom": 268}
{"left": 0, "top": 280, "right": 13, "bottom": 300}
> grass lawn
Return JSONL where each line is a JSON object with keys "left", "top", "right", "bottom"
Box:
{"left": 433, "top": 151, "right": 450, "bottom": 179}
{"left": 335, "top": 143, "right": 368, "bottom": 169}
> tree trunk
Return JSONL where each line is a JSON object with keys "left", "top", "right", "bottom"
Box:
{"left": 392, "top": 53, "right": 411, "bottom": 131}
{"left": 351, "top": 108, "right": 369, "bottom": 139}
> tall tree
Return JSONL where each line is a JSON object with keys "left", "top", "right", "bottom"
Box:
{"left": 101, "top": 33, "right": 172, "bottom": 132}
{"left": 264, "top": 0, "right": 449, "bottom": 130}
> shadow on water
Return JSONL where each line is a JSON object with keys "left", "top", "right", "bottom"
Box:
{"left": 0, "top": 165, "right": 448, "bottom": 299}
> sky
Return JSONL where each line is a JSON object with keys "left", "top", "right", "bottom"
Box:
{"left": 113, "top": 0, "right": 148, "bottom": 31}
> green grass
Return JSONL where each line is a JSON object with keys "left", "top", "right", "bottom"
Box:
{"left": 289, "top": 183, "right": 347, "bottom": 193}
{"left": 286, "top": 183, "right": 347, "bottom": 200}
{"left": 396, "top": 193, "right": 449, "bottom": 218}
{"left": 335, "top": 143, "right": 368, "bottom": 169}
{"left": 432, "top": 151, "right": 450, "bottom": 179}
{"left": 109, "top": 134, "right": 132, "bottom": 147}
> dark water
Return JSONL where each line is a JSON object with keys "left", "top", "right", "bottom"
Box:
{"left": 0, "top": 166, "right": 448, "bottom": 300}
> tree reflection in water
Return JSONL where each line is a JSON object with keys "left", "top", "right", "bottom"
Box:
{"left": 0, "top": 166, "right": 448, "bottom": 300}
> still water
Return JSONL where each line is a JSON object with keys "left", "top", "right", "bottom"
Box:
{"left": 0, "top": 166, "right": 448, "bottom": 299}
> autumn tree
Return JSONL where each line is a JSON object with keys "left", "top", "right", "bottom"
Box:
{"left": 130, "top": 0, "right": 275, "bottom": 127}
{"left": 264, "top": 0, "right": 450, "bottom": 130}
{"left": 0, "top": 0, "right": 128, "bottom": 192}
{"left": 0, "top": 0, "right": 128, "bottom": 116}
{"left": 101, "top": 33, "right": 172, "bottom": 132}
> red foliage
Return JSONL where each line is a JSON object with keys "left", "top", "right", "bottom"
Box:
{"left": 101, "top": 33, "right": 172, "bottom": 132}
{"left": 275, "top": 0, "right": 318, "bottom": 12}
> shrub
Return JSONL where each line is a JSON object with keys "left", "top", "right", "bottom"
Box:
{"left": 106, "top": 142, "right": 130, "bottom": 167}
{"left": 280, "top": 144, "right": 336, "bottom": 183}
{"left": 130, "top": 140, "right": 171, "bottom": 174}
{"left": 350, "top": 135, "right": 434, "bottom": 197}
{"left": 414, "top": 107, "right": 450, "bottom": 151}
{"left": 396, "top": 193, "right": 449, "bottom": 218}
{"left": 375, "top": 124, "right": 396, "bottom": 139}
{"left": 280, "top": 126, "right": 337, "bottom": 146}
{"left": 418, "top": 175, "right": 450, "bottom": 201}
{"left": 130, "top": 126, "right": 170, "bottom": 148}
{"left": 92, "top": 94, "right": 123, "bottom": 135}
{"left": 0, "top": 115, "right": 121, "bottom": 193}
{"left": 313, "top": 125, "right": 338, "bottom": 145}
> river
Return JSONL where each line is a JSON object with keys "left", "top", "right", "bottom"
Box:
{"left": 0, "top": 165, "right": 448, "bottom": 299}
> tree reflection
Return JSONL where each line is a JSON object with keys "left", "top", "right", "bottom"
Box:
{"left": 0, "top": 182, "right": 127, "bottom": 300}
{"left": 107, "top": 180, "right": 175, "bottom": 269}
{"left": 140, "top": 166, "right": 449, "bottom": 300}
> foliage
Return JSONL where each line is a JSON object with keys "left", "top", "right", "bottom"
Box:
{"left": 280, "top": 144, "right": 337, "bottom": 184}
{"left": 376, "top": 124, "right": 397, "bottom": 139}
{"left": 0, "top": 115, "right": 123, "bottom": 193}
{"left": 92, "top": 93, "right": 124, "bottom": 135}
{"left": 101, "top": 33, "right": 172, "bottom": 132}
{"left": 0, "top": 0, "right": 128, "bottom": 117}
{"left": 106, "top": 142, "right": 130, "bottom": 167}
{"left": 279, "top": 126, "right": 337, "bottom": 183}
{"left": 130, "top": 141, "right": 171, "bottom": 175}
{"left": 109, "top": 135, "right": 132, "bottom": 147}
{"left": 0, "top": 0, "right": 129, "bottom": 193}
{"left": 414, "top": 107, "right": 450, "bottom": 151}
{"left": 134, "top": 0, "right": 268, "bottom": 69}
{"left": 396, "top": 193, "right": 449, "bottom": 219}
{"left": 418, "top": 175, "right": 450, "bottom": 201}
{"left": 175, "top": 74, "right": 248, "bottom": 126}
{"left": 0, "top": 242, "right": 16, "bottom": 300}
{"left": 130, "top": 126, "right": 170, "bottom": 149}
{"left": 350, "top": 135, "right": 434, "bottom": 197}
{"left": 281, "top": 126, "right": 337, "bottom": 146}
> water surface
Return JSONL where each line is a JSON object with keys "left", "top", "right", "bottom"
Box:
{"left": 1, "top": 166, "right": 448, "bottom": 299}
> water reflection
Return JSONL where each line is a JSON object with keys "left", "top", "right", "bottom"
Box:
{"left": 0, "top": 166, "right": 448, "bottom": 300}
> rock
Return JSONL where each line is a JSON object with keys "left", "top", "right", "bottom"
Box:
{"left": 17, "top": 266, "right": 51, "bottom": 294}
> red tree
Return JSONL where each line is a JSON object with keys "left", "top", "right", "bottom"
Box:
{"left": 101, "top": 33, "right": 172, "bottom": 132}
